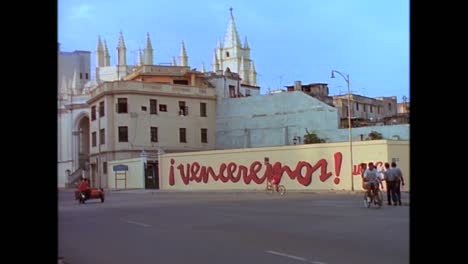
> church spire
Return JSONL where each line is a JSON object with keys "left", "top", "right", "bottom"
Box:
{"left": 244, "top": 36, "right": 250, "bottom": 49}
{"left": 211, "top": 51, "right": 219, "bottom": 72}
{"left": 179, "top": 41, "right": 188, "bottom": 66}
{"left": 172, "top": 56, "right": 177, "bottom": 66}
{"left": 223, "top": 7, "right": 242, "bottom": 48}
{"left": 249, "top": 61, "right": 257, "bottom": 85}
{"left": 202, "top": 63, "right": 206, "bottom": 73}
{"left": 117, "top": 31, "right": 127, "bottom": 65}
{"left": 103, "top": 40, "right": 110, "bottom": 66}
{"left": 144, "top": 32, "right": 153, "bottom": 65}
{"left": 137, "top": 49, "right": 144, "bottom": 66}
{"left": 96, "top": 35, "right": 105, "bottom": 67}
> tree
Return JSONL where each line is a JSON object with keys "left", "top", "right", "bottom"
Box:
{"left": 368, "top": 130, "right": 384, "bottom": 140}
{"left": 303, "top": 128, "right": 326, "bottom": 144}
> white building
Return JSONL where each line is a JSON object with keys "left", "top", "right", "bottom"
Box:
{"left": 57, "top": 45, "right": 94, "bottom": 187}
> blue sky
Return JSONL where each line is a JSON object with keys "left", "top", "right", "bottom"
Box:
{"left": 58, "top": 0, "right": 409, "bottom": 102}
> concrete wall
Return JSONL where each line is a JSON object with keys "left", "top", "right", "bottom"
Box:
{"left": 320, "top": 124, "right": 409, "bottom": 142}
{"left": 159, "top": 140, "right": 409, "bottom": 192}
{"left": 216, "top": 91, "right": 339, "bottom": 148}
{"left": 107, "top": 158, "right": 145, "bottom": 189}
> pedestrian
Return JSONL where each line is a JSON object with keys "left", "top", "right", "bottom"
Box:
{"left": 381, "top": 162, "right": 397, "bottom": 205}
{"left": 391, "top": 162, "right": 405, "bottom": 205}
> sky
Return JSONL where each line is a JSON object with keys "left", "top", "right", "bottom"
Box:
{"left": 58, "top": 0, "right": 409, "bottom": 102}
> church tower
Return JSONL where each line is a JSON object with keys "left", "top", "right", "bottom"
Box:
{"left": 213, "top": 8, "right": 257, "bottom": 86}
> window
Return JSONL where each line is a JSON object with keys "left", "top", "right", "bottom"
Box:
{"left": 179, "top": 128, "right": 186, "bottom": 143}
{"left": 151, "top": 127, "right": 158, "bottom": 142}
{"left": 179, "top": 101, "right": 188, "bottom": 116}
{"left": 343, "top": 106, "right": 348, "bottom": 117}
{"left": 378, "top": 106, "right": 380, "bottom": 114}
{"left": 92, "top": 132, "right": 96, "bottom": 147}
{"left": 200, "top": 103, "right": 207, "bottom": 117}
{"left": 363, "top": 104, "right": 367, "bottom": 112}
{"left": 91, "top": 106, "right": 96, "bottom": 121}
{"left": 86, "top": 73, "right": 89, "bottom": 79}
{"left": 370, "top": 105, "right": 373, "bottom": 113}
{"left": 201, "top": 128, "right": 208, "bottom": 143}
{"left": 141, "top": 106, "right": 147, "bottom": 111}
{"left": 117, "top": 98, "right": 128, "bottom": 113}
{"left": 99, "top": 101, "right": 105, "bottom": 117}
{"left": 159, "top": 104, "right": 167, "bottom": 112}
{"left": 80, "top": 73, "right": 83, "bottom": 79}
{"left": 103, "top": 162, "right": 107, "bottom": 174}
{"left": 226, "top": 51, "right": 230, "bottom": 57}
{"left": 100, "top": 129, "right": 105, "bottom": 145}
{"left": 229, "top": 85, "right": 236, "bottom": 98}
{"left": 150, "top": 99, "right": 157, "bottom": 114}
{"left": 388, "top": 103, "right": 392, "bottom": 111}
{"left": 173, "top": 80, "right": 189, "bottom": 85}
{"left": 356, "top": 102, "right": 359, "bottom": 111}
{"left": 118, "top": 126, "right": 128, "bottom": 142}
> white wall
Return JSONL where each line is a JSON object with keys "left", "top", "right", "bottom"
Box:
{"left": 215, "top": 91, "right": 340, "bottom": 148}
{"left": 107, "top": 158, "right": 145, "bottom": 189}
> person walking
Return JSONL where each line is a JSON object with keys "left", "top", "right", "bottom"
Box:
{"left": 391, "top": 162, "right": 405, "bottom": 206}
{"left": 382, "top": 162, "right": 397, "bottom": 205}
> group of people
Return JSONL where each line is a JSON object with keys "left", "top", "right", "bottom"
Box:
{"left": 361, "top": 161, "right": 405, "bottom": 206}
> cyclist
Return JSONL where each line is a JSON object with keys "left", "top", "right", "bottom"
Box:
{"left": 363, "top": 162, "right": 383, "bottom": 199}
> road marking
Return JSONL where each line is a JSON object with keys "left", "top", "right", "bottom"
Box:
{"left": 265, "top": 250, "right": 327, "bottom": 264}
{"left": 120, "top": 218, "right": 151, "bottom": 227}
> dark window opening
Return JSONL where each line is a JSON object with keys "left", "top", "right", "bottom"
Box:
{"left": 229, "top": 85, "right": 236, "bottom": 98}
{"left": 99, "top": 101, "right": 105, "bottom": 117}
{"left": 80, "top": 73, "right": 83, "bottom": 79}
{"left": 99, "top": 129, "right": 105, "bottom": 145}
{"left": 150, "top": 99, "right": 157, "bottom": 114}
{"left": 118, "top": 126, "right": 128, "bottom": 142}
{"left": 141, "top": 106, "right": 147, "bottom": 111}
{"left": 356, "top": 102, "right": 359, "bottom": 111}
{"left": 201, "top": 128, "right": 208, "bottom": 143}
{"left": 159, "top": 104, "right": 167, "bottom": 112}
{"left": 226, "top": 52, "right": 230, "bottom": 57}
{"left": 91, "top": 106, "right": 96, "bottom": 121}
{"left": 388, "top": 103, "right": 392, "bottom": 111}
{"left": 173, "top": 80, "right": 189, "bottom": 85}
{"left": 151, "top": 127, "right": 158, "bottom": 142}
{"left": 179, "top": 101, "right": 188, "bottom": 116}
{"left": 86, "top": 73, "right": 89, "bottom": 79}
{"left": 179, "top": 128, "right": 186, "bottom": 143}
{"left": 200, "top": 103, "right": 207, "bottom": 117}
{"left": 117, "top": 98, "right": 128, "bottom": 113}
{"left": 103, "top": 162, "right": 107, "bottom": 174}
{"left": 92, "top": 132, "right": 96, "bottom": 147}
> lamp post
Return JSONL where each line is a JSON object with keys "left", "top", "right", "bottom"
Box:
{"left": 331, "top": 70, "right": 354, "bottom": 191}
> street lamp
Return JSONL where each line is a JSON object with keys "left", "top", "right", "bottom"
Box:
{"left": 331, "top": 70, "right": 354, "bottom": 191}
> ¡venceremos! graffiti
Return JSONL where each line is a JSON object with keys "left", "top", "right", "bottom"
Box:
{"left": 168, "top": 152, "right": 379, "bottom": 186}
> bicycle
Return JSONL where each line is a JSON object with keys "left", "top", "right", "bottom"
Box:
{"left": 363, "top": 184, "right": 383, "bottom": 208}
{"left": 265, "top": 180, "right": 286, "bottom": 195}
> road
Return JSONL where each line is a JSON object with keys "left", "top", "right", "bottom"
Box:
{"left": 58, "top": 190, "right": 409, "bottom": 264}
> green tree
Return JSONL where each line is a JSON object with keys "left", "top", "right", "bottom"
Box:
{"left": 303, "top": 128, "right": 326, "bottom": 144}
{"left": 368, "top": 130, "right": 384, "bottom": 140}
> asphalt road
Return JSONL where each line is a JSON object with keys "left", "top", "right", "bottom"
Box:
{"left": 58, "top": 190, "right": 409, "bottom": 264}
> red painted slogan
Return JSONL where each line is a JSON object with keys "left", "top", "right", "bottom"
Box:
{"left": 169, "top": 152, "right": 344, "bottom": 186}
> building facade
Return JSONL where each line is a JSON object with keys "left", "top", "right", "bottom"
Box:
{"left": 332, "top": 94, "right": 398, "bottom": 127}
{"left": 86, "top": 65, "right": 217, "bottom": 188}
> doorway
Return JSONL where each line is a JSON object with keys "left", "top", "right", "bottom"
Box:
{"left": 144, "top": 162, "right": 159, "bottom": 189}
